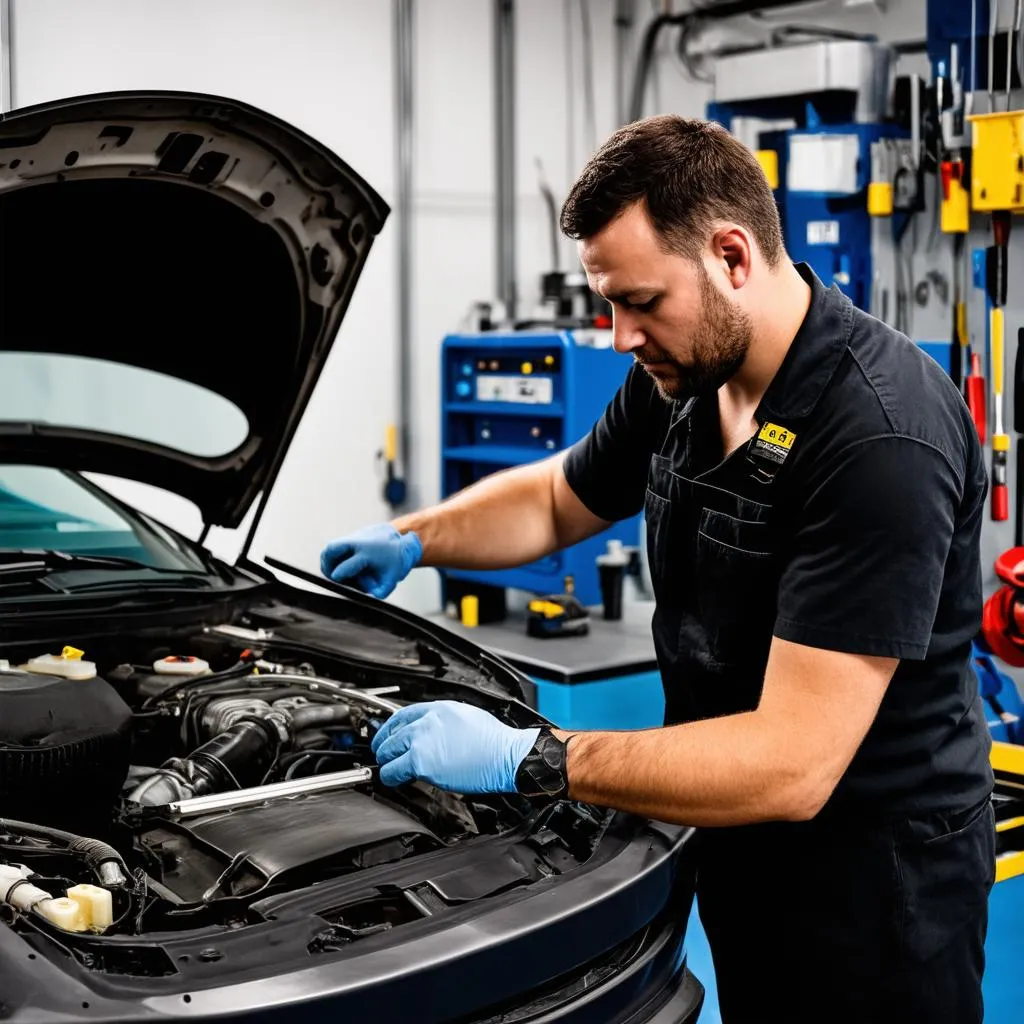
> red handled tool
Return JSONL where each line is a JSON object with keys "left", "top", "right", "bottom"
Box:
{"left": 966, "top": 352, "right": 987, "bottom": 444}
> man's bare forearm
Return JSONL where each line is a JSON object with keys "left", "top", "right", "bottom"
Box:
{"left": 391, "top": 455, "right": 606, "bottom": 571}
{"left": 550, "top": 641, "right": 895, "bottom": 829}
{"left": 553, "top": 712, "right": 823, "bottom": 828}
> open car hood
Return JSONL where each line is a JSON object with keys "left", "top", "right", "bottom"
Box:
{"left": 0, "top": 91, "right": 389, "bottom": 528}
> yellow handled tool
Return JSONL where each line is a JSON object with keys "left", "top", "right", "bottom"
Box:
{"left": 988, "top": 212, "right": 1012, "bottom": 521}
{"left": 382, "top": 424, "right": 407, "bottom": 508}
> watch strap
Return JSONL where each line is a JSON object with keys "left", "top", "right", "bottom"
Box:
{"left": 514, "top": 727, "right": 571, "bottom": 801}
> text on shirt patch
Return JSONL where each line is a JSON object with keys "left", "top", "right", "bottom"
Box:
{"left": 754, "top": 423, "right": 797, "bottom": 465}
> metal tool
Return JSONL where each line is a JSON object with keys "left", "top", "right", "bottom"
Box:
{"left": 969, "top": 0, "right": 978, "bottom": 115}
{"left": 990, "top": 0, "right": 1000, "bottom": 109}
{"left": 988, "top": 212, "right": 1012, "bottom": 521}
{"left": 167, "top": 767, "right": 375, "bottom": 819}
{"left": 526, "top": 577, "right": 590, "bottom": 639}
{"left": 1013, "top": 0, "right": 1024, "bottom": 108}
{"left": 952, "top": 236, "right": 968, "bottom": 391}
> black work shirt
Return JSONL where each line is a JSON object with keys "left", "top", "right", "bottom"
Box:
{"left": 564, "top": 263, "right": 993, "bottom": 821}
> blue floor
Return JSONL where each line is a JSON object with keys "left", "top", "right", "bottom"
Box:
{"left": 685, "top": 874, "right": 1024, "bottom": 1023}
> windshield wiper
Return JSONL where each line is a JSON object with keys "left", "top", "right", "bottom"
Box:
{"left": 0, "top": 549, "right": 204, "bottom": 575}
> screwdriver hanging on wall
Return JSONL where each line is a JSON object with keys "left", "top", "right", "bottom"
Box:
{"left": 382, "top": 424, "right": 407, "bottom": 509}
{"left": 987, "top": 212, "right": 1012, "bottom": 522}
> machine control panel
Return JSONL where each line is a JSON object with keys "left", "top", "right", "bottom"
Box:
{"left": 474, "top": 374, "right": 554, "bottom": 404}
{"left": 449, "top": 349, "right": 561, "bottom": 405}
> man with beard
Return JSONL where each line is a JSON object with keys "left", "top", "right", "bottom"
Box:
{"left": 320, "top": 116, "right": 994, "bottom": 1022}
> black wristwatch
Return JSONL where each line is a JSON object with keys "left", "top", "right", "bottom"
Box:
{"left": 514, "top": 727, "right": 572, "bottom": 802}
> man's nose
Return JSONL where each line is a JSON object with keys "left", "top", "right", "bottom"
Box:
{"left": 612, "top": 310, "right": 645, "bottom": 353}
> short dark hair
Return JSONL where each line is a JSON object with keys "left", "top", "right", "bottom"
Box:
{"left": 560, "top": 114, "right": 784, "bottom": 268}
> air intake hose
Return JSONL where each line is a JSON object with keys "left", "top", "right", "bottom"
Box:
{"left": 128, "top": 717, "right": 283, "bottom": 807}
{"left": 0, "top": 819, "right": 128, "bottom": 886}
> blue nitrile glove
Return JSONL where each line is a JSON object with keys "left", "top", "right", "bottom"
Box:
{"left": 371, "top": 700, "right": 541, "bottom": 793}
{"left": 319, "top": 524, "right": 423, "bottom": 600}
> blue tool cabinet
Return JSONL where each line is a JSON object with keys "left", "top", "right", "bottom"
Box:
{"left": 439, "top": 329, "right": 641, "bottom": 607}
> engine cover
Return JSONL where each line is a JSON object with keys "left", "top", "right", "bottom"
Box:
{"left": 0, "top": 669, "right": 132, "bottom": 829}
{"left": 136, "top": 790, "right": 441, "bottom": 902}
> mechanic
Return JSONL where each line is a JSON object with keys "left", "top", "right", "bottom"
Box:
{"left": 320, "top": 115, "right": 995, "bottom": 1023}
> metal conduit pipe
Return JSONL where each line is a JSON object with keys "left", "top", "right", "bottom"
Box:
{"left": 627, "top": 0, "right": 821, "bottom": 124}
{"left": 390, "top": 0, "right": 415, "bottom": 508}
{"left": 494, "top": 0, "right": 517, "bottom": 322}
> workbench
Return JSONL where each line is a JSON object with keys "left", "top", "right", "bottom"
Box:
{"left": 427, "top": 600, "right": 665, "bottom": 730}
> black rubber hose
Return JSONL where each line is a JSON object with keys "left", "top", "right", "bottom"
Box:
{"left": 628, "top": 12, "right": 686, "bottom": 124}
{"left": 290, "top": 703, "right": 353, "bottom": 731}
{"left": 140, "top": 658, "right": 253, "bottom": 709}
{"left": 0, "top": 819, "right": 128, "bottom": 886}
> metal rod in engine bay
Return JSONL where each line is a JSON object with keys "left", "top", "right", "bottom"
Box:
{"left": 249, "top": 673, "right": 403, "bottom": 714}
{"left": 167, "top": 767, "right": 374, "bottom": 819}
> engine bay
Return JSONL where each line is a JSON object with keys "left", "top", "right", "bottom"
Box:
{"left": 0, "top": 601, "right": 622, "bottom": 977}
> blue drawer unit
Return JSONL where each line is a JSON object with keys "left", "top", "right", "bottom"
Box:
{"left": 440, "top": 330, "right": 641, "bottom": 607}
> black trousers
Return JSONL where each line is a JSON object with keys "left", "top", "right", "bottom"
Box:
{"left": 695, "top": 799, "right": 995, "bottom": 1023}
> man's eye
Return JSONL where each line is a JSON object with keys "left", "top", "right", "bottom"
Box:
{"left": 635, "top": 297, "right": 659, "bottom": 313}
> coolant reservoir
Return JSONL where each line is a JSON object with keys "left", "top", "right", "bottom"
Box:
{"left": 153, "top": 655, "right": 210, "bottom": 676}
{"left": 38, "top": 897, "right": 87, "bottom": 932}
{"left": 23, "top": 646, "right": 96, "bottom": 681}
{"left": 67, "top": 884, "right": 114, "bottom": 930}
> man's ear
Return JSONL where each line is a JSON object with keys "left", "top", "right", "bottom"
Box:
{"left": 711, "top": 225, "right": 752, "bottom": 289}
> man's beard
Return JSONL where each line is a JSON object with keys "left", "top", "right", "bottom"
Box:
{"left": 635, "top": 270, "right": 753, "bottom": 402}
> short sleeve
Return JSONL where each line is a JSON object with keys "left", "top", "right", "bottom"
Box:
{"left": 562, "top": 363, "right": 662, "bottom": 522}
{"left": 773, "top": 436, "right": 966, "bottom": 660}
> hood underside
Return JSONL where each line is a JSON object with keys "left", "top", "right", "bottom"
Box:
{"left": 0, "top": 91, "right": 389, "bottom": 528}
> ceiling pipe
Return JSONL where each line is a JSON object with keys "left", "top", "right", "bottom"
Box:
{"left": 494, "top": 0, "right": 517, "bottom": 322}
{"left": 627, "top": 0, "right": 821, "bottom": 123}
{"left": 0, "top": 0, "right": 13, "bottom": 114}
{"left": 387, "top": 0, "right": 415, "bottom": 509}
{"left": 614, "top": 0, "right": 637, "bottom": 127}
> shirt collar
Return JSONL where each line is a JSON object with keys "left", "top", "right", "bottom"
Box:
{"left": 670, "top": 262, "right": 853, "bottom": 426}
{"left": 755, "top": 262, "right": 853, "bottom": 424}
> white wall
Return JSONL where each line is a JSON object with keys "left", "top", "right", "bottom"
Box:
{"left": 10, "top": 0, "right": 399, "bottom": 572}
{"left": 7, "top": 0, "right": 631, "bottom": 615}
{"left": 15, "top": 0, "right": 1020, "bottom": 614}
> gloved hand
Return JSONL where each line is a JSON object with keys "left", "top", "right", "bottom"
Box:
{"left": 319, "top": 523, "right": 423, "bottom": 600}
{"left": 371, "top": 700, "right": 540, "bottom": 793}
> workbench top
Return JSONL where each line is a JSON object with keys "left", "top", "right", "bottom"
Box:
{"left": 425, "top": 599, "right": 659, "bottom": 684}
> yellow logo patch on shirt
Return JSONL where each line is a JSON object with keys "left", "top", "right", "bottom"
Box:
{"left": 754, "top": 422, "right": 797, "bottom": 465}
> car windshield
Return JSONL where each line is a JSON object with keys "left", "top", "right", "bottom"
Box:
{"left": 0, "top": 464, "right": 205, "bottom": 571}
{"left": 0, "top": 351, "right": 249, "bottom": 457}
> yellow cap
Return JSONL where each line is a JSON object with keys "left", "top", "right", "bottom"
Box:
{"left": 521, "top": 361, "right": 533, "bottom": 374}
{"left": 460, "top": 594, "right": 479, "bottom": 628}
{"left": 994, "top": 434, "right": 1011, "bottom": 452}
{"left": 544, "top": 354, "right": 555, "bottom": 366}
{"left": 61, "top": 646, "right": 84, "bottom": 660}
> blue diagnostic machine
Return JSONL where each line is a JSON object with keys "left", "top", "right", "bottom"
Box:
{"left": 439, "top": 329, "right": 641, "bottom": 609}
